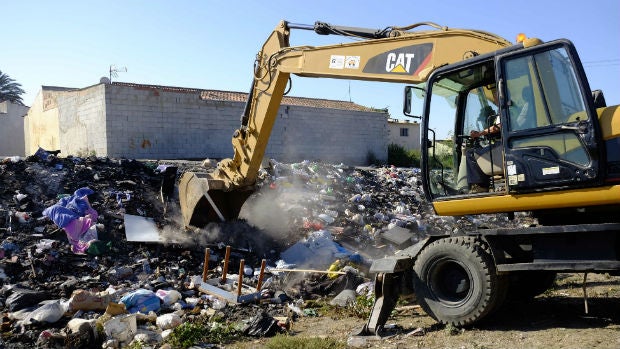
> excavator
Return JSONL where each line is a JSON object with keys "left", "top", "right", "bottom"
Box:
{"left": 179, "top": 20, "right": 620, "bottom": 335}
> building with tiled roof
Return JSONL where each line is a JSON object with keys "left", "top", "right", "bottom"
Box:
{"left": 24, "top": 81, "right": 388, "bottom": 164}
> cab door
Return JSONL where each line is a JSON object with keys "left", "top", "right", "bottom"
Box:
{"left": 497, "top": 40, "right": 602, "bottom": 192}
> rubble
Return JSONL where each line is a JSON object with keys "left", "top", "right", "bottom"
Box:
{"left": 0, "top": 153, "right": 530, "bottom": 348}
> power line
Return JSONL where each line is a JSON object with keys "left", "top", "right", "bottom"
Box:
{"left": 582, "top": 58, "right": 620, "bottom": 68}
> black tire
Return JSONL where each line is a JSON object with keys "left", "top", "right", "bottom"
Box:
{"left": 413, "top": 236, "right": 507, "bottom": 326}
{"left": 507, "top": 271, "right": 557, "bottom": 300}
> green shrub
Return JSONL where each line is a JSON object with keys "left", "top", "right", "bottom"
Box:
{"left": 165, "top": 318, "right": 240, "bottom": 348}
{"left": 388, "top": 143, "right": 421, "bottom": 167}
{"left": 366, "top": 150, "right": 380, "bottom": 166}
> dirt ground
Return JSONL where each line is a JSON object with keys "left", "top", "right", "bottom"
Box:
{"left": 235, "top": 273, "right": 620, "bottom": 349}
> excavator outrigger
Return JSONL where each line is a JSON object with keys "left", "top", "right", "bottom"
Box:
{"left": 180, "top": 20, "right": 620, "bottom": 336}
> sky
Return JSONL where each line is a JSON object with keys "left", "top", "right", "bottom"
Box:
{"left": 2, "top": 0, "right": 619, "bottom": 122}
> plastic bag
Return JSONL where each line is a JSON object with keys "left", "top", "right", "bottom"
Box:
{"left": 156, "top": 313, "right": 182, "bottom": 330}
{"left": 242, "top": 312, "right": 284, "bottom": 337}
{"left": 120, "top": 289, "right": 161, "bottom": 314}
{"left": 21, "top": 300, "right": 70, "bottom": 325}
{"left": 6, "top": 288, "right": 50, "bottom": 312}
{"left": 103, "top": 314, "right": 137, "bottom": 343}
{"left": 155, "top": 289, "right": 182, "bottom": 306}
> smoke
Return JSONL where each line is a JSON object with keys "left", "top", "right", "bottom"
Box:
{"left": 158, "top": 203, "right": 223, "bottom": 247}
{"left": 239, "top": 182, "right": 315, "bottom": 243}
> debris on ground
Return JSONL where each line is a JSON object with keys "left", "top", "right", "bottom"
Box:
{"left": 0, "top": 154, "right": 532, "bottom": 348}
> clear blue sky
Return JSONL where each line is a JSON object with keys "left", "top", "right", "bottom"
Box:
{"left": 3, "top": 0, "right": 619, "bottom": 120}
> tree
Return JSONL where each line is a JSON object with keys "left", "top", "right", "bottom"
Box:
{"left": 0, "top": 70, "right": 25, "bottom": 105}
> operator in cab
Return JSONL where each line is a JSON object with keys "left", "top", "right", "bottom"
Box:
{"left": 465, "top": 109, "right": 502, "bottom": 194}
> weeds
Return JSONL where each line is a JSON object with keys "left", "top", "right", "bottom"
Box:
{"left": 165, "top": 317, "right": 240, "bottom": 348}
{"left": 264, "top": 334, "right": 345, "bottom": 349}
{"left": 350, "top": 295, "right": 374, "bottom": 319}
{"left": 445, "top": 323, "right": 463, "bottom": 336}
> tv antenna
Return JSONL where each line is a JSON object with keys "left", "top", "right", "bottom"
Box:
{"left": 109, "top": 65, "right": 128, "bottom": 83}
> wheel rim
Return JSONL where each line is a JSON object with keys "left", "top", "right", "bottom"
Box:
{"left": 428, "top": 257, "right": 473, "bottom": 306}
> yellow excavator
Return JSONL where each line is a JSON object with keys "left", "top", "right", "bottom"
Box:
{"left": 179, "top": 20, "right": 620, "bottom": 334}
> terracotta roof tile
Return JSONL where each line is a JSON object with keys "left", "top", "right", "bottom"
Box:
{"left": 112, "top": 82, "right": 379, "bottom": 113}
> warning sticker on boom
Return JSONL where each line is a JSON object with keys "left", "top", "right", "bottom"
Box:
{"left": 345, "top": 56, "right": 360, "bottom": 69}
{"left": 329, "top": 55, "right": 345, "bottom": 69}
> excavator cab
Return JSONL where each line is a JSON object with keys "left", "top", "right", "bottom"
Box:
{"left": 414, "top": 39, "right": 604, "bottom": 212}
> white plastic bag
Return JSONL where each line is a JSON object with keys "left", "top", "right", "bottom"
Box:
{"left": 156, "top": 313, "right": 182, "bottom": 330}
{"left": 21, "top": 300, "right": 69, "bottom": 325}
{"left": 155, "top": 289, "right": 182, "bottom": 305}
{"left": 103, "top": 314, "right": 137, "bottom": 343}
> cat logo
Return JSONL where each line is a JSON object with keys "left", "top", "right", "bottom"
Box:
{"left": 386, "top": 53, "right": 416, "bottom": 73}
{"left": 362, "top": 43, "right": 433, "bottom": 76}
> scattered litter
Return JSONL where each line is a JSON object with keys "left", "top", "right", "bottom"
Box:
{"left": 103, "top": 314, "right": 137, "bottom": 343}
{"left": 329, "top": 289, "right": 357, "bottom": 307}
{"left": 0, "top": 156, "right": 533, "bottom": 347}
{"left": 242, "top": 311, "right": 285, "bottom": 337}
{"left": 69, "top": 289, "right": 111, "bottom": 311}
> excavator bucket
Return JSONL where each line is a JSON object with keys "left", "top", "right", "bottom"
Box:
{"left": 178, "top": 171, "right": 255, "bottom": 228}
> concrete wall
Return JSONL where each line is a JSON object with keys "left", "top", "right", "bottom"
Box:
{"left": 0, "top": 101, "right": 29, "bottom": 156}
{"left": 104, "top": 84, "right": 239, "bottom": 159}
{"left": 387, "top": 119, "right": 420, "bottom": 151}
{"left": 268, "top": 105, "right": 387, "bottom": 164}
{"left": 26, "top": 83, "right": 388, "bottom": 165}
{"left": 56, "top": 85, "right": 107, "bottom": 156}
{"left": 103, "top": 83, "right": 387, "bottom": 164}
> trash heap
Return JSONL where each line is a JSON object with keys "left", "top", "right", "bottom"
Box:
{"left": 0, "top": 153, "right": 525, "bottom": 348}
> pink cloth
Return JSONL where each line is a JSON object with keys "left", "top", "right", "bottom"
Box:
{"left": 62, "top": 207, "right": 98, "bottom": 254}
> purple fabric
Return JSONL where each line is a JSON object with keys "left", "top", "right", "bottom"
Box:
{"left": 43, "top": 187, "right": 98, "bottom": 254}
{"left": 57, "top": 187, "right": 94, "bottom": 216}
{"left": 42, "top": 205, "right": 79, "bottom": 228}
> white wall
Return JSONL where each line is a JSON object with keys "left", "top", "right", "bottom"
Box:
{"left": 0, "top": 101, "right": 29, "bottom": 156}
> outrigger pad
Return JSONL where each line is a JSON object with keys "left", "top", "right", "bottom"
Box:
{"left": 353, "top": 272, "right": 401, "bottom": 338}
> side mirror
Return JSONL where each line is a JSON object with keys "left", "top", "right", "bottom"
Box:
{"left": 403, "top": 85, "right": 424, "bottom": 118}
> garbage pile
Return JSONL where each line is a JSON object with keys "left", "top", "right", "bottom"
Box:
{"left": 0, "top": 152, "right": 525, "bottom": 348}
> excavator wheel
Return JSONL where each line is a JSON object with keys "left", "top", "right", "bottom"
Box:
{"left": 413, "top": 236, "right": 507, "bottom": 326}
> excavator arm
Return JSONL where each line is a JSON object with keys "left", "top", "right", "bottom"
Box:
{"left": 179, "top": 20, "right": 512, "bottom": 227}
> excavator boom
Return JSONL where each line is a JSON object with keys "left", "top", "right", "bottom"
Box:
{"left": 179, "top": 20, "right": 513, "bottom": 227}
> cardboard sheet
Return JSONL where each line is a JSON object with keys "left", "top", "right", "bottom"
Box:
{"left": 124, "top": 214, "right": 160, "bottom": 242}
